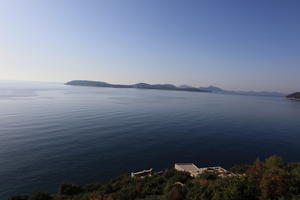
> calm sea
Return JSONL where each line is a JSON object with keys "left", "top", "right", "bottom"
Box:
{"left": 0, "top": 81, "right": 300, "bottom": 198}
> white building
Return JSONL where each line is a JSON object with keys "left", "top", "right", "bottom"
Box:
{"left": 174, "top": 163, "right": 201, "bottom": 177}
{"left": 175, "top": 163, "right": 237, "bottom": 178}
{"left": 131, "top": 168, "right": 153, "bottom": 178}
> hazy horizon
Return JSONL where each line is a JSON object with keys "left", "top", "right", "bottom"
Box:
{"left": 1, "top": 0, "right": 300, "bottom": 93}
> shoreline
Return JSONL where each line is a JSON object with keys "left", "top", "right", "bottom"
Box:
{"left": 287, "top": 97, "right": 300, "bottom": 101}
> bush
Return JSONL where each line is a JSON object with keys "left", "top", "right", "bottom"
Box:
{"left": 230, "top": 164, "right": 250, "bottom": 174}
{"left": 59, "top": 183, "right": 84, "bottom": 195}
{"left": 101, "top": 184, "right": 114, "bottom": 194}
{"left": 260, "top": 172, "right": 286, "bottom": 200}
{"left": 198, "top": 172, "right": 218, "bottom": 180}
{"left": 265, "top": 155, "right": 284, "bottom": 170}
{"left": 167, "top": 185, "right": 185, "bottom": 200}
{"left": 84, "top": 183, "right": 102, "bottom": 192}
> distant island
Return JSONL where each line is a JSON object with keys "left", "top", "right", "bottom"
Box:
{"left": 65, "top": 80, "right": 285, "bottom": 97}
{"left": 286, "top": 92, "right": 300, "bottom": 101}
{"left": 9, "top": 155, "right": 300, "bottom": 200}
{"left": 65, "top": 80, "right": 211, "bottom": 93}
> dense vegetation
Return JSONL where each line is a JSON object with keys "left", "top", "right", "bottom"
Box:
{"left": 9, "top": 156, "right": 300, "bottom": 200}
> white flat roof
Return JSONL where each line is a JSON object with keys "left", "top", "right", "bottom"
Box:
{"left": 175, "top": 163, "right": 199, "bottom": 171}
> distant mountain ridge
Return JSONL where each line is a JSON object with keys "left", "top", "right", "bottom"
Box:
{"left": 65, "top": 80, "right": 286, "bottom": 97}
{"left": 199, "top": 85, "right": 223, "bottom": 92}
{"left": 199, "top": 86, "right": 284, "bottom": 97}
{"left": 65, "top": 80, "right": 210, "bottom": 93}
{"left": 220, "top": 90, "right": 285, "bottom": 97}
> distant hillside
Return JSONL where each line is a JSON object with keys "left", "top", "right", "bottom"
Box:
{"left": 198, "top": 86, "right": 285, "bottom": 97}
{"left": 222, "top": 90, "right": 285, "bottom": 97}
{"left": 65, "top": 80, "right": 285, "bottom": 97}
{"left": 178, "top": 85, "right": 193, "bottom": 89}
{"left": 197, "top": 85, "right": 285, "bottom": 97}
{"left": 65, "top": 80, "right": 210, "bottom": 93}
{"left": 286, "top": 92, "right": 300, "bottom": 100}
{"left": 65, "top": 80, "right": 132, "bottom": 88}
{"left": 199, "top": 85, "right": 223, "bottom": 92}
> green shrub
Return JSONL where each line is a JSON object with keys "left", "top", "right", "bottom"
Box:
{"left": 59, "top": 183, "right": 84, "bottom": 195}
{"left": 198, "top": 172, "right": 218, "bottom": 180}
{"left": 84, "top": 183, "right": 102, "bottom": 192}
{"left": 265, "top": 155, "right": 285, "bottom": 170}
{"left": 230, "top": 164, "right": 250, "bottom": 174}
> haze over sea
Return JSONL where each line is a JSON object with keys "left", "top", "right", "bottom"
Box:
{"left": 0, "top": 81, "right": 300, "bottom": 198}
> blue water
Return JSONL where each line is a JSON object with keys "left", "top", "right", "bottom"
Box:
{"left": 0, "top": 81, "right": 300, "bottom": 198}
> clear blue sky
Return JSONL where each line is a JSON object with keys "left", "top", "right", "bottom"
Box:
{"left": 0, "top": 0, "right": 299, "bottom": 92}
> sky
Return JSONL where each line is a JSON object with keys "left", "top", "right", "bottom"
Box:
{"left": 0, "top": 0, "right": 299, "bottom": 93}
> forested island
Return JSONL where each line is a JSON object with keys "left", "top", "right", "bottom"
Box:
{"left": 286, "top": 92, "right": 300, "bottom": 101}
{"left": 9, "top": 156, "right": 300, "bottom": 200}
{"left": 65, "top": 80, "right": 211, "bottom": 93}
{"left": 65, "top": 80, "right": 285, "bottom": 97}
